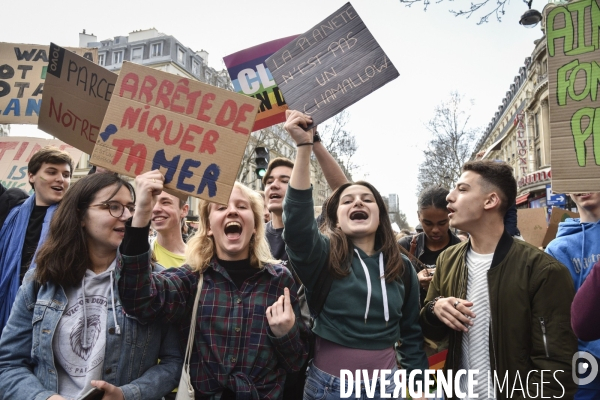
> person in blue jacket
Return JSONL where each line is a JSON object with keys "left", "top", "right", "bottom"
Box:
{"left": 546, "top": 192, "right": 600, "bottom": 399}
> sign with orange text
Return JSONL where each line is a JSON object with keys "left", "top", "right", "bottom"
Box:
{"left": 0, "top": 42, "right": 97, "bottom": 124}
{"left": 546, "top": 0, "right": 600, "bottom": 192}
{"left": 0, "top": 137, "right": 82, "bottom": 194}
{"left": 265, "top": 2, "right": 399, "bottom": 128}
{"left": 38, "top": 43, "right": 117, "bottom": 155}
{"left": 90, "top": 62, "right": 261, "bottom": 204}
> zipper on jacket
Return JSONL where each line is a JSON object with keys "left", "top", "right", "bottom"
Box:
{"left": 539, "top": 317, "right": 550, "bottom": 357}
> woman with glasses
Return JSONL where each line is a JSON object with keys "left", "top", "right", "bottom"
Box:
{"left": 0, "top": 173, "right": 182, "bottom": 400}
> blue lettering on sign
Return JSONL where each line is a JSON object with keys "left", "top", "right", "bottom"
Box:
{"left": 151, "top": 150, "right": 180, "bottom": 184}
{"left": 177, "top": 159, "right": 201, "bottom": 192}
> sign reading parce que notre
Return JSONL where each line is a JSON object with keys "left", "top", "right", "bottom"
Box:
{"left": 265, "top": 2, "right": 399, "bottom": 128}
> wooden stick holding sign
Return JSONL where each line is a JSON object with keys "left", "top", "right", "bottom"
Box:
{"left": 90, "top": 61, "right": 260, "bottom": 204}
{"left": 265, "top": 2, "right": 399, "bottom": 128}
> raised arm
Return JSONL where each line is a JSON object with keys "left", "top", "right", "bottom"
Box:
{"left": 285, "top": 110, "right": 313, "bottom": 190}
{"left": 313, "top": 138, "right": 348, "bottom": 192}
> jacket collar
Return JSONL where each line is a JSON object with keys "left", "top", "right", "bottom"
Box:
{"left": 464, "top": 230, "right": 513, "bottom": 269}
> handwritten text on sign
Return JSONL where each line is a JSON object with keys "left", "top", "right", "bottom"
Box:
{"left": 0, "top": 137, "right": 82, "bottom": 194}
{"left": 38, "top": 43, "right": 117, "bottom": 155}
{"left": 546, "top": 0, "right": 600, "bottom": 192}
{"left": 0, "top": 42, "right": 96, "bottom": 124}
{"left": 265, "top": 3, "right": 399, "bottom": 127}
{"left": 90, "top": 62, "right": 260, "bottom": 204}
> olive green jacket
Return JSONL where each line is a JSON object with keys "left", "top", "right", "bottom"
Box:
{"left": 420, "top": 231, "right": 577, "bottom": 399}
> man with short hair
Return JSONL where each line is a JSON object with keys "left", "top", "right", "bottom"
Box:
{"left": 150, "top": 191, "right": 189, "bottom": 268}
{"left": 546, "top": 192, "right": 600, "bottom": 399}
{"left": 0, "top": 146, "right": 74, "bottom": 335}
{"left": 420, "top": 160, "right": 577, "bottom": 399}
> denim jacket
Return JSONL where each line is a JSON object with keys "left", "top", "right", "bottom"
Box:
{"left": 0, "top": 270, "right": 182, "bottom": 400}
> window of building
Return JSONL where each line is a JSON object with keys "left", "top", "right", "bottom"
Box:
{"left": 131, "top": 47, "right": 143, "bottom": 62}
{"left": 113, "top": 51, "right": 123, "bottom": 65}
{"left": 536, "top": 147, "right": 542, "bottom": 169}
{"left": 151, "top": 42, "right": 162, "bottom": 57}
{"left": 192, "top": 60, "right": 200, "bottom": 76}
{"left": 98, "top": 53, "right": 105, "bottom": 66}
{"left": 534, "top": 112, "right": 540, "bottom": 138}
{"left": 177, "top": 47, "right": 185, "bottom": 65}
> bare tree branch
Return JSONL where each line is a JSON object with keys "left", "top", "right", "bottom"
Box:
{"left": 399, "top": 0, "right": 512, "bottom": 24}
{"left": 316, "top": 110, "right": 358, "bottom": 181}
{"left": 417, "top": 92, "right": 479, "bottom": 194}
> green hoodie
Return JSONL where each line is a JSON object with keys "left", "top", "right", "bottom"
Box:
{"left": 282, "top": 185, "right": 428, "bottom": 373}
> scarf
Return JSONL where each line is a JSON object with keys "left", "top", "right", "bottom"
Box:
{"left": 0, "top": 194, "right": 57, "bottom": 335}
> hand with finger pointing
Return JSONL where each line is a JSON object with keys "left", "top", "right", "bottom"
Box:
{"left": 433, "top": 297, "right": 476, "bottom": 333}
{"left": 266, "top": 287, "right": 296, "bottom": 338}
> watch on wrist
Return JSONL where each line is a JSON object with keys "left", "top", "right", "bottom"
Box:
{"left": 313, "top": 131, "right": 321, "bottom": 143}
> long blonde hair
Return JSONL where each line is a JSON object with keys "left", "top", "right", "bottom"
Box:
{"left": 186, "top": 182, "right": 276, "bottom": 271}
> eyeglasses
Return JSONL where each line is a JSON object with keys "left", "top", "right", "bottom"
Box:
{"left": 90, "top": 201, "right": 136, "bottom": 218}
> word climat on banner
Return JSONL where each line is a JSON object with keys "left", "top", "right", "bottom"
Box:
{"left": 90, "top": 62, "right": 260, "bottom": 205}
{"left": 266, "top": 2, "right": 399, "bottom": 128}
{"left": 0, "top": 43, "right": 97, "bottom": 124}
{"left": 546, "top": 0, "right": 600, "bottom": 192}
{"left": 224, "top": 35, "right": 298, "bottom": 131}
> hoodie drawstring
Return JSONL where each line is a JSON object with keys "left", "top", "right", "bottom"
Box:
{"left": 109, "top": 271, "right": 121, "bottom": 335}
{"left": 81, "top": 279, "right": 87, "bottom": 347}
{"left": 354, "top": 249, "right": 389, "bottom": 325}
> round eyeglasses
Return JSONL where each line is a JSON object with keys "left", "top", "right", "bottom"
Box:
{"left": 90, "top": 201, "right": 136, "bottom": 218}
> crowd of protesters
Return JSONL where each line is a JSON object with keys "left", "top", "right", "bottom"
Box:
{"left": 0, "top": 109, "right": 598, "bottom": 400}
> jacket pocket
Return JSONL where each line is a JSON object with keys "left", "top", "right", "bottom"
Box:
{"left": 31, "top": 303, "right": 49, "bottom": 354}
{"left": 535, "top": 317, "right": 550, "bottom": 358}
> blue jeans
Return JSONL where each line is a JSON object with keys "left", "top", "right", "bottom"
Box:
{"left": 303, "top": 362, "right": 402, "bottom": 400}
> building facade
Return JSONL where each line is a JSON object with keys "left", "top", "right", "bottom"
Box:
{"left": 471, "top": 11, "right": 574, "bottom": 213}
{"left": 0, "top": 124, "right": 9, "bottom": 137}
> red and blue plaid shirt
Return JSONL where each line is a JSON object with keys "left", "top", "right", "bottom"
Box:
{"left": 116, "top": 248, "right": 309, "bottom": 400}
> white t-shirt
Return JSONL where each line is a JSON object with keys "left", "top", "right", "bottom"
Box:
{"left": 53, "top": 260, "right": 116, "bottom": 400}
{"left": 460, "top": 249, "right": 495, "bottom": 399}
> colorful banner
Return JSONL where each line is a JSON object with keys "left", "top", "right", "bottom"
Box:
{"left": 265, "top": 2, "right": 399, "bottom": 128}
{"left": 89, "top": 61, "right": 261, "bottom": 204}
{"left": 0, "top": 137, "right": 83, "bottom": 194}
{"left": 0, "top": 43, "right": 97, "bottom": 124}
{"left": 224, "top": 36, "right": 297, "bottom": 131}
{"left": 38, "top": 43, "right": 117, "bottom": 155}
{"left": 546, "top": 0, "right": 600, "bottom": 192}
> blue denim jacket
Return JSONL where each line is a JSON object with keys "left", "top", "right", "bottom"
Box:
{"left": 0, "top": 270, "right": 182, "bottom": 400}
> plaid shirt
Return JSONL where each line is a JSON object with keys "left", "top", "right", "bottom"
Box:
{"left": 116, "top": 250, "right": 309, "bottom": 400}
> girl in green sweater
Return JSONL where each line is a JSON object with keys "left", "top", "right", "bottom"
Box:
{"left": 282, "top": 110, "right": 428, "bottom": 399}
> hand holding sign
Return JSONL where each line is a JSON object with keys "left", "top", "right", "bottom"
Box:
{"left": 132, "top": 170, "right": 165, "bottom": 228}
{"left": 283, "top": 110, "right": 314, "bottom": 145}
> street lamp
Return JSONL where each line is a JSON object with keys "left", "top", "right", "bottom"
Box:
{"left": 519, "top": 0, "right": 542, "bottom": 28}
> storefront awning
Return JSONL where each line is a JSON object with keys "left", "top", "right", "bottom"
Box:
{"left": 516, "top": 192, "right": 530, "bottom": 205}
{"left": 482, "top": 133, "right": 508, "bottom": 159}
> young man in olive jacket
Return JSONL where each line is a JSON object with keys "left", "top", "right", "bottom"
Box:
{"left": 419, "top": 160, "right": 577, "bottom": 399}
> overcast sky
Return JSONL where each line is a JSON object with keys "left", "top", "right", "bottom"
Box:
{"left": 2, "top": 0, "right": 543, "bottom": 227}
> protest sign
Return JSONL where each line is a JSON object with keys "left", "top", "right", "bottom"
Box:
{"left": 38, "top": 43, "right": 117, "bottom": 155}
{"left": 542, "top": 207, "right": 579, "bottom": 247}
{"left": 265, "top": 2, "right": 399, "bottom": 127}
{"left": 0, "top": 136, "right": 82, "bottom": 194}
{"left": 517, "top": 207, "right": 548, "bottom": 248}
{"left": 0, "top": 43, "right": 97, "bottom": 124}
{"left": 90, "top": 61, "right": 261, "bottom": 204}
{"left": 224, "top": 35, "right": 297, "bottom": 131}
{"left": 546, "top": 0, "right": 600, "bottom": 192}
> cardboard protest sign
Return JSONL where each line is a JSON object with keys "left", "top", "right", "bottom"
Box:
{"left": 546, "top": 0, "right": 600, "bottom": 192}
{"left": 90, "top": 61, "right": 261, "bottom": 204}
{"left": 0, "top": 136, "right": 82, "bottom": 194}
{"left": 517, "top": 208, "right": 548, "bottom": 248}
{"left": 38, "top": 44, "right": 117, "bottom": 155}
{"left": 224, "top": 36, "right": 297, "bottom": 131}
{"left": 542, "top": 207, "right": 579, "bottom": 247}
{"left": 0, "top": 43, "right": 97, "bottom": 124}
{"left": 265, "top": 2, "right": 399, "bottom": 127}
